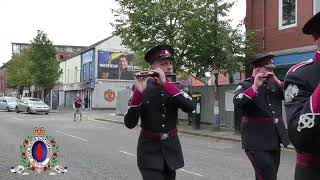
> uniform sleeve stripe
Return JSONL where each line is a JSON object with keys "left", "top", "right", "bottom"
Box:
{"left": 243, "top": 93, "right": 252, "bottom": 100}
{"left": 172, "top": 91, "right": 183, "bottom": 97}
{"left": 128, "top": 103, "right": 142, "bottom": 108}
{"left": 287, "top": 59, "right": 313, "bottom": 75}
{"left": 311, "top": 84, "right": 320, "bottom": 113}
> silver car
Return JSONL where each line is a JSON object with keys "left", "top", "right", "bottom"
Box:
{"left": 0, "top": 96, "right": 18, "bottom": 111}
{"left": 16, "top": 97, "right": 50, "bottom": 114}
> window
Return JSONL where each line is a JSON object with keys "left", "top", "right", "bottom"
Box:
{"left": 89, "top": 62, "right": 93, "bottom": 79}
{"left": 82, "top": 64, "right": 90, "bottom": 81}
{"left": 314, "top": 0, "right": 320, "bottom": 14}
{"left": 57, "top": 47, "right": 65, "bottom": 52}
{"left": 75, "top": 66, "right": 78, "bottom": 82}
{"left": 12, "top": 44, "right": 21, "bottom": 55}
{"left": 279, "top": 0, "right": 297, "bottom": 29}
{"left": 67, "top": 69, "right": 70, "bottom": 83}
{"left": 65, "top": 47, "right": 73, "bottom": 53}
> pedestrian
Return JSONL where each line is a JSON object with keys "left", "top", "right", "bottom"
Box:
{"left": 233, "top": 55, "right": 290, "bottom": 180}
{"left": 124, "top": 45, "right": 195, "bottom": 180}
{"left": 44, "top": 94, "right": 49, "bottom": 105}
{"left": 73, "top": 94, "right": 82, "bottom": 121}
{"left": 84, "top": 95, "right": 89, "bottom": 109}
{"left": 284, "top": 11, "right": 320, "bottom": 180}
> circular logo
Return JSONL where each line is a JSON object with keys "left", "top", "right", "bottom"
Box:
{"left": 27, "top": 137, "right": 52, "bottom": 167}
{"left": 31, "top": 141, "right": 48, "bottom": 163}
{"left": 104, "top": 89, "right": 115, "bottom": 102}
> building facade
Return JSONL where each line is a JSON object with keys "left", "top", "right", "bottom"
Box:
{"left": 12, "top": 42, "right": 87, "bottom": 61}
{"left": 0, "top": 64, "right": 15, "bottom": 96}
{"left": 0, "top": 43, "right": 88, "bottom": 97}
{"left": 57, "top": 55, "right": 82, "bottom": 108}
{"left": 57, "top": 36, "right": 138, "bottom": 109}
{"left": 245, "top": 0, "right": 320, "bottom": 78}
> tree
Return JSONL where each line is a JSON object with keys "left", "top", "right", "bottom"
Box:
{"left": 6, "top": 51, "right": 33, "bottom": 96}
{"left": 131, "top": 51, "right": 149, "bottom": 70}
{"left": 28, "top": 30, "right": 62, "bottom": 97}
{"left": 112, "top": 0, "right": 256, "bottom": 78}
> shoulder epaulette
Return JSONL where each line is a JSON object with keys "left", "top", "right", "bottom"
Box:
{"left": 238, "top": 77, "right": 251, "bottom": 85}
{"left": 287, "top": 59, "right": 314, "bottom": 75}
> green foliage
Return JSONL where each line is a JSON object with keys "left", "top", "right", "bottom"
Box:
{"left": 131, "top": 51, "right": 149, "bottom": 70}
{"left": 112, "top": 0, "right": 256, "bottom": 78}
{"left": 6, "top": 51, "right": 33, "bottom": 91}
{"left": 29, "top": 30, "right": 62, "bottom": 89}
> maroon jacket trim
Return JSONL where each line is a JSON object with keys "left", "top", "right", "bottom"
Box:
{"left": 241, "top": 116, "right": 282, "bottom": 124}
{"left": 314, "top": 51, "right": 320, "bottom": 62}
{"left": 311, "top": 84, "right": 320, "bottom": 113}
{"left": 130, "top": 89, "right": 143, "bottom": 106}
{"left": 297, "top": 152, "right": 320, "bottom": 169}
{"left": 140, "top": 128, "right": 177, "bottom": 140}
{"left": 162, "top": 81, "right": 180, "bottom": 96}
{"left": 244, "top": 87, "right": 257, "bottom": 99}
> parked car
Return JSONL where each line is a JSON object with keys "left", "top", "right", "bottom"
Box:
{"left": 0, "top": 96, "right": 18, "bottom": 112}
{"left": 16, "top": 97, "right": 50, "bottom": 114}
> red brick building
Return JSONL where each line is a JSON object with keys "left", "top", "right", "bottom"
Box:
{"left": 245, "top": 0, "right": 320, "bottom": 78}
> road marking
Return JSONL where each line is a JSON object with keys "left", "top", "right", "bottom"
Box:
{"left": 208, "top": 145, "right": 233, "bottom": 149}
{"left": 12, "top": 117, "right": 24, "bottom": 121}
{"left": 119, "top": 150, "right": 203, "bottom": 177}
{"left": 179, "top": 168, "right": 203, "bottom": 177}
{"left": 56, "top": 130, "right": 88, "bottom": 142}
{"left": 120, "top": 150, "right": 136, "bottom": 157}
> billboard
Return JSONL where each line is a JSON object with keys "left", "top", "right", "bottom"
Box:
{"left": 97, "top": 51, "right": 140, "bottom": 80}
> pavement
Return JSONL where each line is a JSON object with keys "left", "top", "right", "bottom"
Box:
{"left": 93, "top": 110, "right": 295, "bottom": 149}
{"left": 95, "top": 114, "right": 241, "bottom": 142}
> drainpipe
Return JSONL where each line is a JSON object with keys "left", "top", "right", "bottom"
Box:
{"left": 262, "top": 0, "right": 266, "bottom": 51}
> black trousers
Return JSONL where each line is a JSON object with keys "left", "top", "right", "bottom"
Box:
{"left": 295, "top": 165, "right": 320, "bottom": 180}
{"left": 139, "top": 161, "right": 176, "bottom": 180}
{"left": 245, "top": 150, "right": 280, "bottom": 180}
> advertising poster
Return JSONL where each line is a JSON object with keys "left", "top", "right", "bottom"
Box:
{"left": 97, "top": 51, "right": 140, "bottom": 80}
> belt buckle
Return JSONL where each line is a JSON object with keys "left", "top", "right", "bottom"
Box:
{"left": 160, "top": 133, "right": 169, "bottom": 140}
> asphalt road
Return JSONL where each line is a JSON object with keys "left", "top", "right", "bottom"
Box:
{"left": 0, "top": 110, "right": 296, "bottom": 180}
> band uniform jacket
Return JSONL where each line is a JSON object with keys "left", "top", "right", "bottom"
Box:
{"left": 284, "top": 53, "right": 320, "bottom": 157}
{"left": 124, "top": 78, "right": 195, "bottom": 170}
{"left": 234, "top": 76, "right": 290, "bottom": 150}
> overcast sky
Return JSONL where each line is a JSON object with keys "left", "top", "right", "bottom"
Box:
{"left": 0, "top": 0, "right": 245, "bottom": 65}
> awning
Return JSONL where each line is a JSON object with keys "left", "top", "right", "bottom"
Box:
{"left": 273, "top": 51, "right": 315, "bottom": 66}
